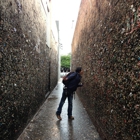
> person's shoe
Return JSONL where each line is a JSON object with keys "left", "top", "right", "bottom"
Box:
{"left": 56, "top": 114, "right": 62, "bottom": 120}
{"left": 68, "top": 116, "right": 74, "bottom": 120}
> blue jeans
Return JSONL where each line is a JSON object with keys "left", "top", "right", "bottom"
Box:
{"left": 56, "top": 89, "right": 73, "bottom": 117}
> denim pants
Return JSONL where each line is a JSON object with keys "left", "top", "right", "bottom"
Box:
{"left": 56, "top": 89, "right": 73, "bottom": 117}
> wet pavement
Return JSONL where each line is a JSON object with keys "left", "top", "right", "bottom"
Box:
{"left": 17, "top": 79, "right": 101, "bottom": 140}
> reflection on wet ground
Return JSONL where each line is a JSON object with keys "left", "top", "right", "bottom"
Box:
{"left": 17, "top": 79, "right": 101, "bottom": 140}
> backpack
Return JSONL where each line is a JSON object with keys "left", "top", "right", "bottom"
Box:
{"left": 62, "top": 72, "right": 77, "bottom": 87}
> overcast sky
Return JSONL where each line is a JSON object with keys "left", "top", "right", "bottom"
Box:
{"left": 52, "top": 0, "right": 81, "bottom": 55}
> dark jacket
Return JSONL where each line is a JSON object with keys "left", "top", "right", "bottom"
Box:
{"left": 66, "top": 72, "right": 82, "bottom": 92}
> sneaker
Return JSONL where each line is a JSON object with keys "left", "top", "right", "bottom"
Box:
{"left": 68, "top": 116, "right": 74, "bottom": 120}
{"left": 56, "top": 114, "right": 62, "bottom": 120}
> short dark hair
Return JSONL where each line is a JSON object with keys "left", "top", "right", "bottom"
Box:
{"left": 75, "top": 67, "right": 82, "bottom": 73}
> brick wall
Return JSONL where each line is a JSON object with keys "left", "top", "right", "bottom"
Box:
{"left": 72, "top": 0, "right": 140, "bottom": 140}
{"left": 0, "top": 0, "right": 58, "bottom": 139}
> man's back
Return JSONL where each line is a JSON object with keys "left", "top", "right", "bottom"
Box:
{"left": 67, "top": 72, "right": 81, "bottom": 92}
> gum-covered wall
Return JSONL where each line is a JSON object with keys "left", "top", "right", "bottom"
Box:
{"left": 0, "top": 0, "right": 58, "bottom": 139}
{"left": 72, "top": 0, "right": 140, "bottom": 140}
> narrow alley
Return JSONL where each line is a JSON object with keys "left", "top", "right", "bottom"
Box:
{"left": 0, "top": 0, "right": 140, "bottom": 140}
{"left": 17, "top": 78, "right": 101, "bottom": 140}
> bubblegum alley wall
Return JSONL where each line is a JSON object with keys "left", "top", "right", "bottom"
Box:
{"left": 0, "top": 0, "right": 58, "bottom": 139}
{"left": 72, "top": 0, "right": 140, "bottom": 140}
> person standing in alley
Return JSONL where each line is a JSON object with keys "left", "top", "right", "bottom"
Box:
{"left": 56, "top": 67, "right": 83, "bottom": 120}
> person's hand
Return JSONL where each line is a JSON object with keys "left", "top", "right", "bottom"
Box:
{"left": 78, "top": 83, "right": 83, "bottom": 87}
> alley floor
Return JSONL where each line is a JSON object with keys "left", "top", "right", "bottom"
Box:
{"left": 17, "top": 79, "right": 101, "bottom": 140}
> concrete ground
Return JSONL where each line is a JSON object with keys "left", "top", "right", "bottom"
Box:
{"left": 17, "top": 79, "right": 101, "bottom": 140}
